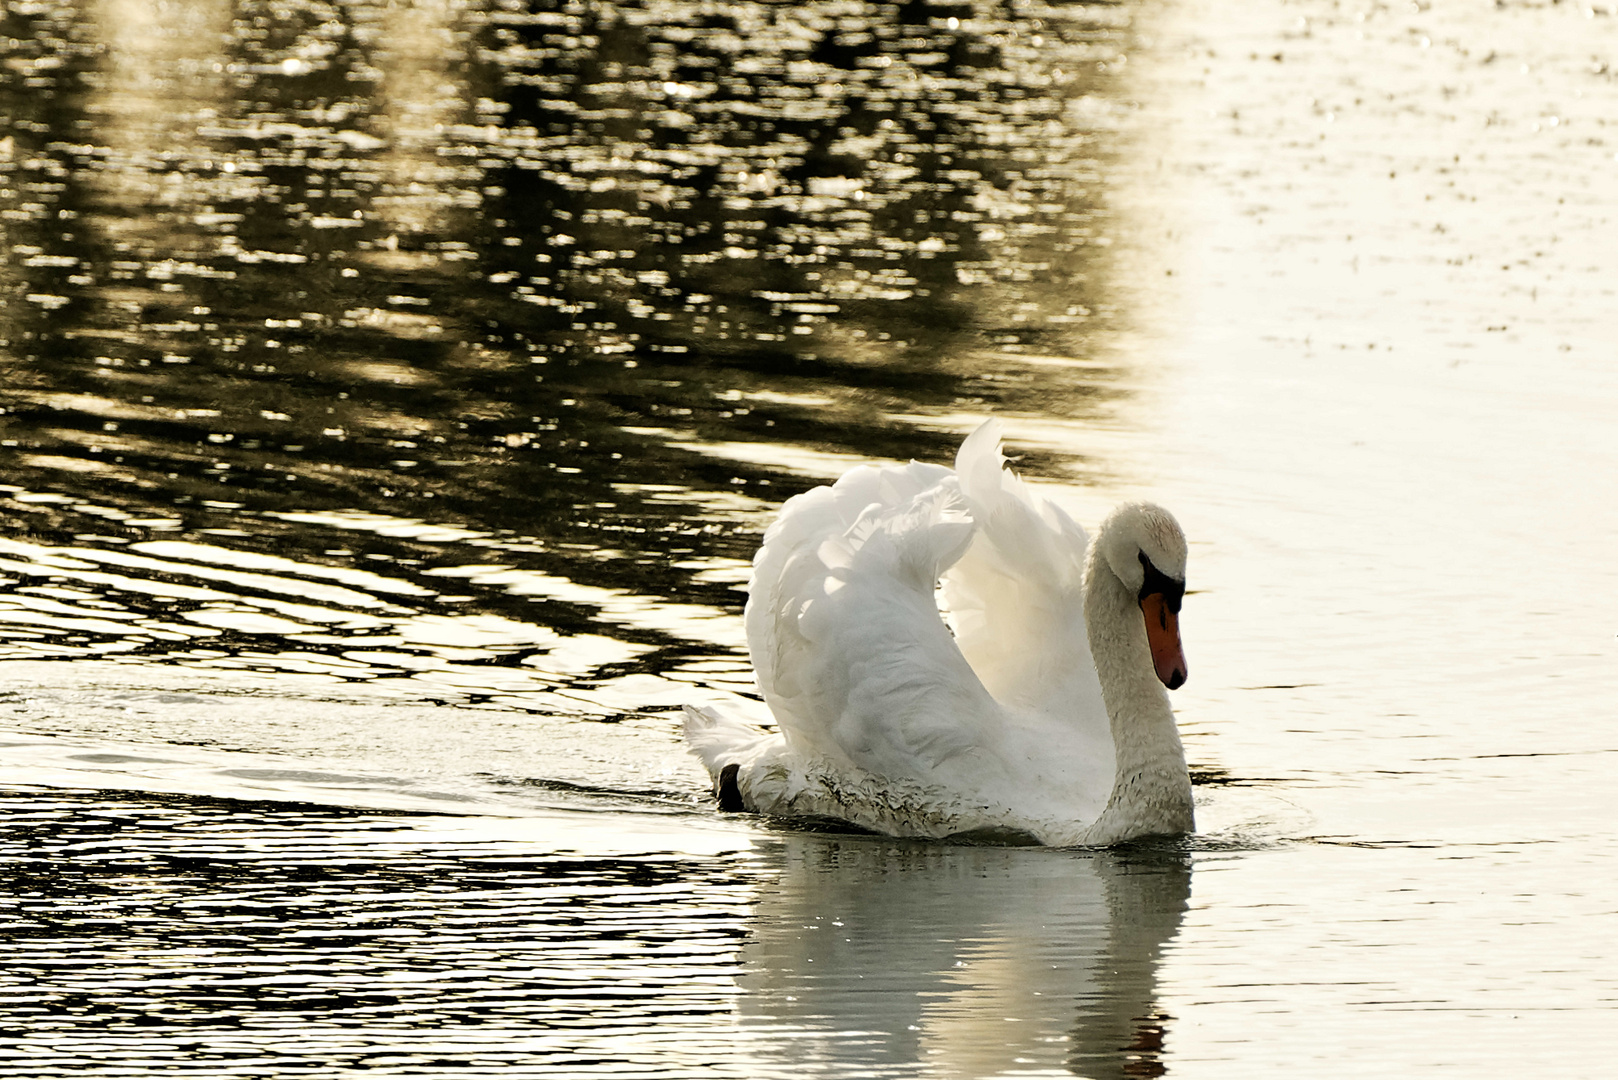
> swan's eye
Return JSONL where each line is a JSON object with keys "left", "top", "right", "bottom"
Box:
{"left": 1137, "top": 551, "right": 1185, "bottom": 612}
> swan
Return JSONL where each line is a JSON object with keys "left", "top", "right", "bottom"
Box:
{"left": 682, "top": 420, "right": 1194, "bottom": 846}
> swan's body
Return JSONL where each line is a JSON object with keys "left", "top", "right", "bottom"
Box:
{"left": 684, "top": 421, "right": 1194, "bottom": 847}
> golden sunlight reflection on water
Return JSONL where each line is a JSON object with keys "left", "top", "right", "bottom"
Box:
{"left": 0, "top": 0, "right": 1615, "bottom": 1075}
{"left": 1103, "top": 2, "right": 1618, "bottom": 1069}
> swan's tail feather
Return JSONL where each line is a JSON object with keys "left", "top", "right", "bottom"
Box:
{"left": 681, "top": 703, "right": 773, "bottom": 776}
{"left": 682, "top": 703, "right": 784, "bottom": 812}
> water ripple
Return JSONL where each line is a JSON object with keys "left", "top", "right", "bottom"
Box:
{"left": 0, "top": 786, "right": 759, "bottom": 1077}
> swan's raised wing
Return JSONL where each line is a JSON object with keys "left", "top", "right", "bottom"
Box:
{"left": 942, "top": 421, "right": 1108, "bottom": 732}
{"left": 744, "top": 460, "right": 1006, "bottom": 782}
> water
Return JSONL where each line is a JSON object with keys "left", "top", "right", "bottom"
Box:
{"left": 1, "top": 0, "right": 1616, "bottom": 1075}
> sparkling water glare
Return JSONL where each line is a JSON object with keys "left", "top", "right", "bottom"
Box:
{"left": 1, "top": 0, "right": 1616, "bottom": 1076}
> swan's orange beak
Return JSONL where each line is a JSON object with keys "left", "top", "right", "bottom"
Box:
{"left": 1140, "top": 593, "right": 1188, "bottom": 690}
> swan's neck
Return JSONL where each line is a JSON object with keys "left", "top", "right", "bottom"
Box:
{"left": 1081, "top": 547, "right": 1194, "bottom": 844}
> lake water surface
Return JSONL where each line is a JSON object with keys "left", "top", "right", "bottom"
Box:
{"left": 2, "top": 0, "right": 1615, "bottom": 1076}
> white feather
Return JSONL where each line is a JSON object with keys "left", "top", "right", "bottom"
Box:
{"left": 686, "top": 421, "right": 1194, "bottom": 846}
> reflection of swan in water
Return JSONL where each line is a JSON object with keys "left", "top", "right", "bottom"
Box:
{"left": 686, "top": 420, "right": 1194, "bottom": 845}
{"left": 733, "top": 831, "right": 1191, "bottom": 1078}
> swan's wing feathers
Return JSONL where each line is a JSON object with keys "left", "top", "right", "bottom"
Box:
{"left": 943, "top": 422, "right": 1103, "bottom": 719}
{"left": 745, "top": 460, "right": 1001, "bottom": 780}
{"left": 952, "top": 420, "right": 1089, "bottom": 588}
{"left": 747, "top": 462, "right": 950, "bottom": 701}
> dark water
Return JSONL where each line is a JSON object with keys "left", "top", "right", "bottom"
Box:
{"left": 4, "top": 0, "right": 1618, "bottom": 1075}
{"left": 0, "top": 0, "right": 1144, "bottom": 730}
{"left": 1, "top": 0, "right": 1128, "bottom": 666}
{"left": 0, "top": 786, "right": 763, "bottom": 1077}
{"left": 0, "top": 785, "right": 1188, "bottom": 1078}
{"left": 0, "top": 1, "right": 1182, "bottom": 1074}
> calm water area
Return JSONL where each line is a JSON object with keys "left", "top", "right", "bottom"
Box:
{"left": 1, "top": 0, "right": 1615, "bottom": 1075}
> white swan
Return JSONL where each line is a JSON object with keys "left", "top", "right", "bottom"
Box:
{"left": 683, "top": 420, "right": 1194, "bottom": 846}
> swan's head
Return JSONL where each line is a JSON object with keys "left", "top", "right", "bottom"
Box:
{"left": 1097, "top": 502, "right": 1189, "bottom": 690}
